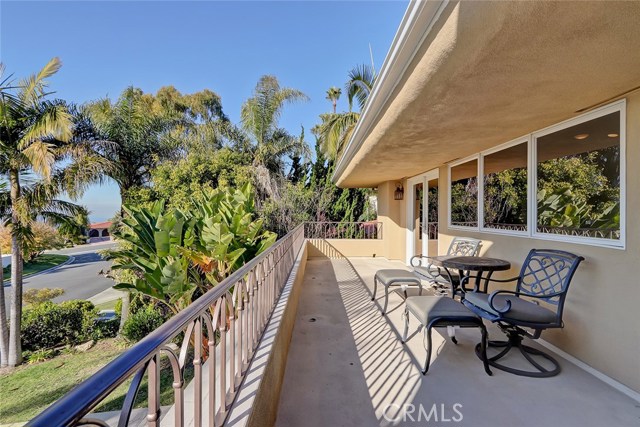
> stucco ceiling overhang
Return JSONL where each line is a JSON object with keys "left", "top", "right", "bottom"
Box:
{"left": 334, "top": 1, "right": 640, "bottom": 188}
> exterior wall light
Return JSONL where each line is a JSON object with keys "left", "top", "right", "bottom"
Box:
{"left": 394, "top": 183, "right": 404, "bottom": 200}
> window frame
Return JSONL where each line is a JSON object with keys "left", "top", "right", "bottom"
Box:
{"left": 446, "top": 99, "right": 626, "bottom": 249}
{"left": 447, "top": 154, "right": 481, "bottom": 231}
{"left": 531, "top": 100, "right": 626, "bottom": 249}
{"left": 479, "top": 138, "right": 531, "bottom": 237}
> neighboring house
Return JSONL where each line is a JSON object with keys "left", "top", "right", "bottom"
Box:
{"left": 333, "top": 1, "right": 640, "bottom": 394}
{"left": 87, "top": 221, "right": 112, "bottom": 243}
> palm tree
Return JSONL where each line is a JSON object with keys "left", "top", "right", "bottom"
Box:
{"left": 68, "top": 87, "right": 182, "bottom": 212}
{"left": 0, "top": 58, "right": 75, "bottom": 366}
{"left": 325, "top": 87, "right": 341, "bottom": 113}
{"left": 69, "top": 86, "right": 231, "bottom": 212}
{"left": 240, "top": 75, "right": 309, "bottom": 197}
{"left": 346, "top": 64, "right": 375, "bottom": 111}
{"left": 313, "top": 111, "right": 360, "bottom": 161}
{"left": 315, "top": 65, "right": 376, "bottom": 161}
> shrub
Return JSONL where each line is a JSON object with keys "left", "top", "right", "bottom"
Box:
{"left": 114, "top": 297, "right": 122, "bottom": 317}
{"left": 91, "top": 318, "right": 120, "bottom": 341}
{"left": 23, "top": 288, "right": 65, "bottom": 305}
{"left": 21, "top": 300, "right": 97, "bottom": 351}
{"left": 26, "top": 349, "right": 57, "bottom": 364}
{"left": 114, "top": 293, "right": 154, "bottom": 318}
{"left": 121, "top": 306, "right": 165, "bottom": 342}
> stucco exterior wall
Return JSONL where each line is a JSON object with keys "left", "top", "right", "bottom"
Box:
{"left": 376, "top": 181, "right": 407, "bottom": 261}
{"left": 374, "top": 93, "right": 640, "bottom": 392}
{"left": 306, "top": 239, "right": 385, "bottom": 258}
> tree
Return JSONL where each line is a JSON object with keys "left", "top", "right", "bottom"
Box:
{"left": 69, "top": 86, "right": 228, "bottom": 331}
{"left": 68, "top": 86, "right": 230, "bottom": 212}
{"left": 0, "top": 58, "right": 74, "bottom": 366}
{"left": 315, "top": 64, "right": 376, "bottom": 161}
{"left": 346, "top": 63, "right": 375, "bottom": 111}
{"left": 129, "top": 148, "right": 254, "bottom": 213}
{"left": 57, "top": 207, "right": 90, "bottom": 246}
{"left": 325, "top": 87, "right": 341, "bottom": 113}
{"left": 240, "top": 75, "right": 310, "bottom": 198}
{"left": 0, "top": 222, "right": 65, "bottom": 262}
{"left": 310, "top": 65, "right": 378, "bottom": 225}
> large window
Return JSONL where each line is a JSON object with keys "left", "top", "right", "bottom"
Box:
{"left": 447, "top": 101, "right": 625, "bottom": 248}
{"left": 535, "top": 111, "right": 621, "bottom": 241}
{"left": 449, "top": 159, "right": 478, "bottom": 228}
{"left": 483, "top": 142, "right": 528, "bottom": 232}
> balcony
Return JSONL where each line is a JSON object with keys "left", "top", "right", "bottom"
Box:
{"left": 27, "top": 223, "right": 639, "bottom": 427}
{"left": 276, "top": 248, "right": 638, "bottom": 426}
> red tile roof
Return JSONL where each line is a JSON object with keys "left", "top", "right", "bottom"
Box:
{"left": 89, "top": 221, "right": 112, "bottom": 229}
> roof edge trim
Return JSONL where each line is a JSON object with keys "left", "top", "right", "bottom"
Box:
{"left": 332, "top": 0, "right": 448, "bottom": 187}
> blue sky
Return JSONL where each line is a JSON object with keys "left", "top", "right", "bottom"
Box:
{"left": 1, "top": 0, "right": 407, "bottom": 222}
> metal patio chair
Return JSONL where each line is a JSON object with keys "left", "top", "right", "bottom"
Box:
{"left": 410, "top": 237, "right": 482, "bottom": 294}
{"left": 462, "top": 249, "right": 584, "bottom": 377}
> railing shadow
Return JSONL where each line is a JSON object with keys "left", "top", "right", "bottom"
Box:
{"left": 307, "top": 239, "right": 426, "bottom": 426}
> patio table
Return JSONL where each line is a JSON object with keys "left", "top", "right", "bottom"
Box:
{"left": 437, "top": 256, "right": 511, "bottom": 297}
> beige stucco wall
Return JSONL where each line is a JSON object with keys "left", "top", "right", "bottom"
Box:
{"left": 374, "top": 93, "right": 640, "bottom": 392}
{"left": 376, "top": 181, "right": 407, "bottom": 260}
{"left": 306, "top": 239, "right": 385, "bottom": 258}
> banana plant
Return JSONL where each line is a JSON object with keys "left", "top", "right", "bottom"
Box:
{"left": 537, "top": 187, "right": 619, "bottom": 230}
{"left": 105, "top": 184, "right": 276, "bottom": 315}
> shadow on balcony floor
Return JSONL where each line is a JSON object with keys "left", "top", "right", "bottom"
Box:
{"left": 276, "top": 245, "right": 639, "bottom": 427}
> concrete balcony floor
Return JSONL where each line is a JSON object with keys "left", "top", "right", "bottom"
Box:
{"left": 276, "top": 253, "right": 639, "bottom": 427}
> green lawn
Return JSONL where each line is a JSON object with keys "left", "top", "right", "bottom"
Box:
{"left": 0, "top": 339, "right": 124, "bottom": 423}
{"left": 0, "top": 339, "right": 194, "bottom": 423}
{"left": 2, "top": 254, "right": 70, "bottom": 279}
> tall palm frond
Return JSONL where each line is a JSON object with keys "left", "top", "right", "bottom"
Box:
{"left": 314, "top": 111, "right": 360, "bottom": 160}
{"left": 346, "top": 64, "right": 376, "bottom": 111}
{"left": 18, "top": 57, "right": 62, "bottom": 108}
{"left": 326, "top": 87, "right": 342, "bottom": 113}
{"left": 240, "top": 75, "right": 308, "bottom": 147}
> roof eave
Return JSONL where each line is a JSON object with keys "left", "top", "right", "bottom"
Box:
{"left": 332, "top": 0, "right": 448, "bottom": 188}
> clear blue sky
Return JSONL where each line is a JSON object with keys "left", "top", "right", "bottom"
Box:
{"left": 1, "top": 1, "right": 408, "bottom": 222}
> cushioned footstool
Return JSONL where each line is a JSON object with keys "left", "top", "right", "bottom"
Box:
{"left": 373, "top": 269, "right": 423, "bottom": 315}
{"left": 401, "top": 296, "right": 492, "bottom": 375}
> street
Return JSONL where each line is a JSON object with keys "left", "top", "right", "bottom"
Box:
{"left": 3, "top": 242, "right": 118, "bottom": 305}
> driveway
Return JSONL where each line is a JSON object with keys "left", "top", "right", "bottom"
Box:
{"left": 3, "top": 242, "right": 119, "bottom": 305}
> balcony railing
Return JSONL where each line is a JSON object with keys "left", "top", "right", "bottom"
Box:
{"left": 28, "top": 225, "right": 306, "bottom": 427}
{"left": 304, "top": 221, "right": 382, "bottom": 240}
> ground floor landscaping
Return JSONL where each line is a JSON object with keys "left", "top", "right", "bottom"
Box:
{"left": 0, "top": 339, "right": 124, "bottom": 423}
{"left": 0, "top": 337, "right": 195, "bottom": 424}
{"left": 2, "top": 254, "right": 70, "bottom": 279}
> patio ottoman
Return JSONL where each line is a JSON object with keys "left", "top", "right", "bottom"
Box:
{"left": 373, "top": 269, "right": 423, "bottom": 315}
{"left": 401, "top": 296, "right": 492, "bottom": 375}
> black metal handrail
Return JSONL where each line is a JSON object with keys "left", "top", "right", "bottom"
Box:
{"left": 28, "top": 224, "right": 305, "bottom": 427}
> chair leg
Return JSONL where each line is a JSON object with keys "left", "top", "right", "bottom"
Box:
{"left": 401, "top": 307, "right": 409, "bottom": 344}
{"left": 372, "top": 275, "right": 378, "bottom": 301}
{"left": 422, "top": 325, "right": 433, "bottom": 375}
{"left": 476, "top": 329, "right": 560, "bottom": 377}
{"left": 479, "top": 324, "right": 492, "bottom": 376}
{"left": 447, "top": 326, "right": 458, "bottom": 344}
{"left": 382, "top": 285, "right": 389, "bottom": 315}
